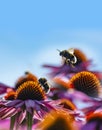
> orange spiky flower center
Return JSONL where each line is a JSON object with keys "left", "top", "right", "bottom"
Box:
{"left": 15, "top": 72, "right": 38, "bottom": 89}
{"left": 38, "top": 110, "right": 73, "bottom": 130}
{"left": 69, "top": 71, "right": 101, "bottom": 97}
{"left": 59, "top": 99, "right": 76, "bottom": 110}
{"left": 5, "top": 91, "right": 16, "bottom": 100}
{"left": 15, "top": 81, "right": 45, "bottom": 100}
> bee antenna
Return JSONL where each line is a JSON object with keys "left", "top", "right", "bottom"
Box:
{"left": 57, "top": 49, "right": 60, "bottom": 52}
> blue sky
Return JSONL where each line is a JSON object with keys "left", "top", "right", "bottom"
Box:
{"left": 0, "top": 0, "right": 102, "bottom": 86}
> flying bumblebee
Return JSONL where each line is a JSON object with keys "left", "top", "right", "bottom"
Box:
{"left": 57, "top": 48, "right": 77, "bottom": 66}
{"left": 38, "top": 78, "right": 50, "bottom": 94}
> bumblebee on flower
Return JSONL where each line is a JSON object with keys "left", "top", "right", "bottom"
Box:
{"left": 0, "top": 78, "right": 55, "bottom": 130}
{"left": 43, "top": 48, "right": 102, "bottom": 82}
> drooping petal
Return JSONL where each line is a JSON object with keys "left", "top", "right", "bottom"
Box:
{"left": 25, "top": 100, "right": 35, "bottom": 108}
{"left": 1, "top": 108, "right": 17, "bottom": 119}
{"left": 6, "top": 100, "right": 22, "bottom": 107}
{"left": 15, "top": 101, "right": 24, "bottom": 108}
{"left": 25, "top": 100, "right": 34, "bottom": 114}
{"left": 16, "top": 110, "right": 26, "bottom": 124}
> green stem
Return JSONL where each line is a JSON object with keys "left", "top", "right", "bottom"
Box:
{"left": 10, "top": 116, "right": 16, "bottom": 130}
{"left": 15, "top": 112, "right": 21, "bottom": 130}
{"left": 27, "top": 112, "right": 33, "bottom": 130}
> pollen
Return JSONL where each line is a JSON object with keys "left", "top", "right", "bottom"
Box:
{"left": 69, "top": 71, "right": 101, "bottom": 97}
{"left": 5, "top": 91, "right": 16, "bottom": 100}
{"left": 38, "top": 110, "right": 74, "bottom": 130}
{"left": 74, "top": 48, "right": 87, "bottom": 65}
{"left": 15, "top": 71, "right": 38, "bottom": 89}
{"left": 15, "top": 81, "right": 45, "bottom": 100}
{"left": 59, "top": 99, "right": 76, "bottom": 110}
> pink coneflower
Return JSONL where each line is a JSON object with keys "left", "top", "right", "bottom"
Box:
{"left": 50, "top": 71, "right": 101, "bottom": 98}
{"left": 0, "top": 81, "right": 55, "bottom": 130}
{"left": 15, "top": 71, "right": 38, "bottom": 89}
{"left": 49, "top": 80, "right": 102, "bottom": 113}
{"left": 0, "top": 71, "right": 38, "bottom": 95}
{"left": 43, "top": 48, "right": 91, "bottom": 77}
{"left": 43, "top": 48, "right": 102, "bottom": 82}
{"left": 69, "top": 71, "right": 101, "bottom": 97}
{"left": 36, "top": 110, "right": 74, "bottom": 130}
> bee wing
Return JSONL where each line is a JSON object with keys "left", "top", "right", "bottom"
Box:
{"left": 68, "top": 48, "right": 74, "bottom": 54}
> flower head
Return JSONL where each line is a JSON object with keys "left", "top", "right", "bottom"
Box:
{"left": 15, "top": 71, "right": 38, "bottom": 89}
{"left": 0, "top": 71, "right": 38, "bottom": 96}
{"left": 43, "top": 48, "right": 91, "bottom": 77}
{"left": 69, "top": 71, "right": 101, "bottom": 97}
{"left": 37, "top": 110, "right": 74, "bottom": 130}
{"left": 15, "top": 81, "right": 45, "bottom": 100}
{"left": 0, "top": 80, "right": 55, "bottom": 130}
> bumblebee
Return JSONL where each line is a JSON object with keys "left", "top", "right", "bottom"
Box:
{"left": 57, "top": 48, "right": 77, "bottom": 66}
{"left": 38, "top": 78, "right": 50, "bottom": 93}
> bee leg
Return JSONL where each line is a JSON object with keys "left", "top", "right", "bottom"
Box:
{"left": 65, "top": 59, "right": 69, "bottom": 65}
{"left": 70, "top": 63, "right": 75, "bottom": 68}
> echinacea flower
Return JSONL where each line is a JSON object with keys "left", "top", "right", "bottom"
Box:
{"left": 15, "top": 71, "right": 38, "bottom": 89}
{"left": 68, "top": 71, "right": 101, "bottom": 97}
{"left": 48, "top": 73, "right": 101, "bottom": 106}
{"left": 0, "top": 71, "right": 38, "bottom": 95}
{"left": 50, "top": 71, "right": 101, "bottom": 98}
{"left": 36, "top": 110, "right": 74, "bottom": 130}
{"left": 0, "top": 81, "right": 55, "bottom": 130}
{"left": 53, "top": 98, "right": 82, "bottom": 121}
{"left": 50, "top": 83, "right": 102, "bottom": 113}
{"left": 81, "top": 112, "right": 102, "bottom": 130}
{"left": 43, "top": 48, "right": 92, "bottom": 78}
{"left": 43, "top": 48, "right": 102, "bottom": 82}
